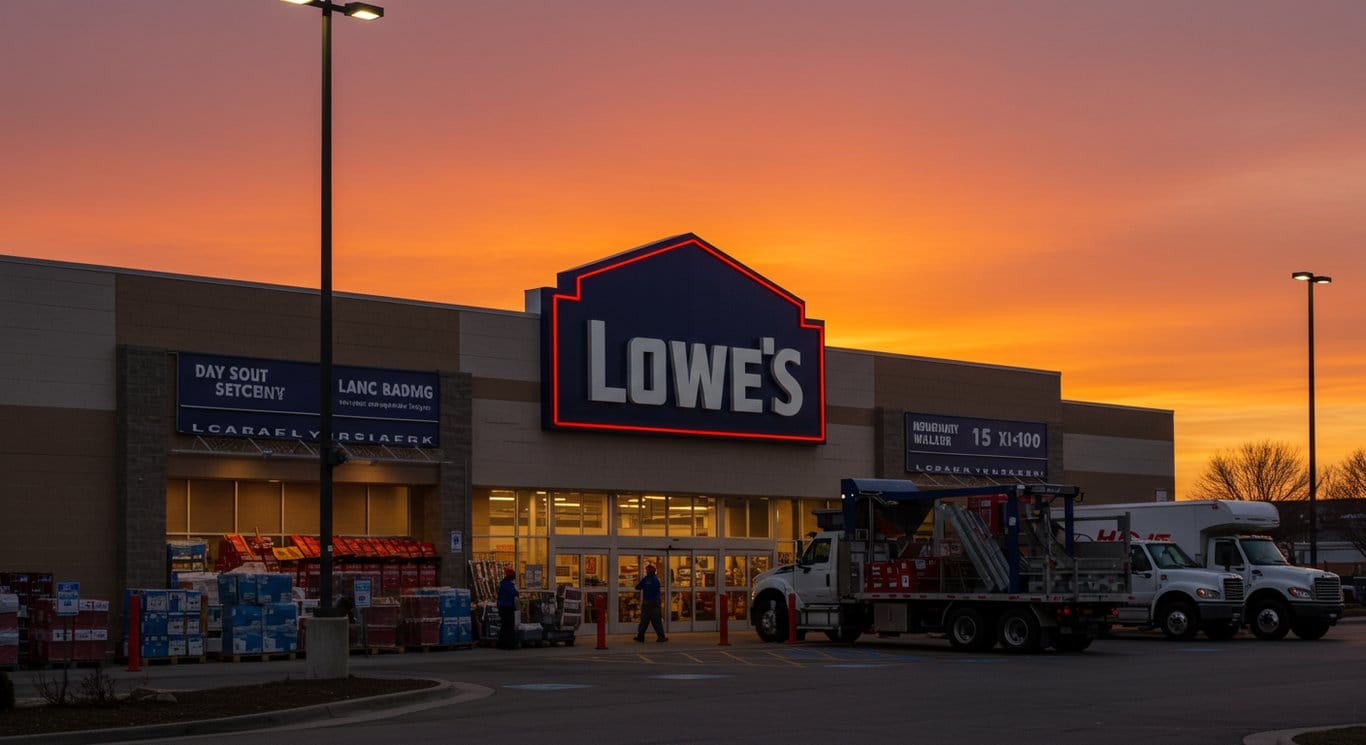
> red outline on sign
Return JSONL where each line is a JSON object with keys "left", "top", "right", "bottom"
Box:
{"left": 549, "top": 237, "right": 826, "bottom": 442}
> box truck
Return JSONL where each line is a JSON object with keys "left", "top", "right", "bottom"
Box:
{"left": 1072, "top": 500, "right": 1344, "bottom": 640}
{"left": 749, "top": 479, "right": 1131, "bottom": 653}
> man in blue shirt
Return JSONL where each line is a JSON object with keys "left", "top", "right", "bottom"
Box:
{"left": 633, "top": 564, "right": 667, "bottom": 642}
{"left": 497, "top": 567, "right": 520, "bottom": 650}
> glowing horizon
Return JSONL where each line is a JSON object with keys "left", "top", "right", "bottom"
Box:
{"left": 5, "top": 1, "right": 1363, "bottom": 496}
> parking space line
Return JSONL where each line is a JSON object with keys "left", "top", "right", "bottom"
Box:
{"left": 760, "top": 650, "right": 807, "bottom": 668}
{"left": 681, "top": 652, "right": 705, "bottom": 665}
{"left": 721, "top": 651, "right": 754, "bottom": 666}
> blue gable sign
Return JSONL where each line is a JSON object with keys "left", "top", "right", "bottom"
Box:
{"left": 539, "top": 234, "right": 826, "bottom": 443}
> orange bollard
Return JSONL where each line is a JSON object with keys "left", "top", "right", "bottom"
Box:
{"left": 785, "top": 593, "right": 799, "bottom": 644}
{"left": 126, "top": 594, "right": 142, "bottom": 672}
{"left": 717, "top": 593, "right": 730, "bottom": 646}
{"left": 595, "top": 595, "right": 608, "bottom": 650}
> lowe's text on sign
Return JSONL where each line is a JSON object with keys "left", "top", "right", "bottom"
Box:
{"left": 539, "top": 234, "right": 825, "bottom": 442}
{"left": 905, "top": 412, "right": 1047, "bottom": 478}
{"left": 176, "top": 352, "right": 440, "bottom": 447}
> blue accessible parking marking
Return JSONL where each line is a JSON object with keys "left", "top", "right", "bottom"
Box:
{"left": 504, "top": 683, "right": 595, "bottom": 690}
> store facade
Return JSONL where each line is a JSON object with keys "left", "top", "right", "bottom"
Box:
{"left": 0, "top": 234, "right": 1175, "bottom": 635}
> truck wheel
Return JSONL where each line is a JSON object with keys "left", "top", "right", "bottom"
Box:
{"left": 947, "top": 606, "right": 997, "bottom": 652}
{"left": 1249, "top": 598, "right": 1291, "bottom": 641}
{"left": 1052, "top": 633, "right": 1093, "bottom": 652}
{"left": 753, "top": 596, "right": 789, "bottom": 643}
{"left": 997, "top": 608, "right": 1043, "bottom": 653}
{"left": 1291, "top": 618, "right": 1331, "bottom": 641}
{"left": 1158, "top": 600, "right": 1199, "bottom": 641}
{"left": 1201, "top": 621, "right": 1239, "bottom": 640}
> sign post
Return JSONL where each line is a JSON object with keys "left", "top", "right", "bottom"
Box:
{"left": 56, "top": 582, "right": 78, "bottom": 675}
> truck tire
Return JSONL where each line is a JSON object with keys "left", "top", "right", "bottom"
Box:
{"left": 1052, "top": 633, "right": 1093, "bottom": 652}
{"left": 1249, "top": 598, "right": 1291, "bottom": 641}
{"left": 1201, "top": 621, "right": 1239, "bottom": 640}
{"left": 1157, "top": 600, "right": 1199, "bottom": 641}
{"left": 753, "top": 595, "right": 789, "bottom": 643}
{"left": 946, "top": 606, "right": 997, "bottom": 652}
{"left": 1291, "top": 618, "right": 1331, "bottom": 641}
{"left": 998, "top": 608, "right": 1043, "bottom": 653}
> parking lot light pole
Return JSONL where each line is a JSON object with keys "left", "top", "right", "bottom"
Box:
{"left": 280, "top": 0, "right": 384, "bottom": 616}
{"left": 1291, "top": 271, "right": 1331, "bottom": 566}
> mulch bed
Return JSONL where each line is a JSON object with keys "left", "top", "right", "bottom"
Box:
{"left": 0, "top": 676, "right": 437, "bottom": 737}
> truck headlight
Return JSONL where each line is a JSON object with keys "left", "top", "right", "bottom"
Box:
{"left": 1195, "top": 587, "right": 1222, "bottom": 600}
{"left": 1287, "top": 587, "right": 1314, "bottom": 599}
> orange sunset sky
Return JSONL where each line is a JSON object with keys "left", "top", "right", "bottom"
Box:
{"left": 4, "top": 1, "right": 1363, "bottom": 497}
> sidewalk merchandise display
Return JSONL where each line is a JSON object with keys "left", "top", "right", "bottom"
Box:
{"left": 123, "top": 589, "right": 204, "bottom": 660}
{"left": 214, "top": 535, "right": 440, "bottom": 599}
{"left": 0, "top": 594, "right": 18, "bottom": 666}
{"left": 467, "top": 558, "right": 514, "bottom": 604}
{"left": 167, "top": 541, "right": 209, "bottom": 586}
{"left": 0, "top": 572, "right": 54, "bottom": 664}
{"left": 218, "top": 573, "right": 296, "bottom": 656}
{"left": 476, "top": 586, "right": 578, "bottom": 647}
{"left": 30, "top": 598, "right": 110, "bottom": 664}
{"left": 413, "top": 588, "right": 473, "bottom": 646}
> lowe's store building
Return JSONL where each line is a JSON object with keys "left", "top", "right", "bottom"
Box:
{"left": 0, "top": 234, "right": 1173, "bottom": 635}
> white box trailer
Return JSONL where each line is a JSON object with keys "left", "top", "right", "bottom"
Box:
{"left": 1072, "top": 500, "right": 1344, "bottom": 640}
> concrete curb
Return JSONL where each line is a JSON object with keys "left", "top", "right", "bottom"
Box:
{"left": 1244, "top": 723, "right": 1366, "bottom": 745}
{"left": 0, "top": 677, "right": 480, "bottom": 745}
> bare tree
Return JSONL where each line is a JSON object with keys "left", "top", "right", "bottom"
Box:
{"left": 1324, "top": 450, "right": 1366, "bottom": 562}
{"left": 1191, "top": 440, "right": 1308, "bottom": 501}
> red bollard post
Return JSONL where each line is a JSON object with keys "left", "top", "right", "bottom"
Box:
{"left": 595, "top": 595, "right": 608, "bottom": 650}
{"left": 785, "top": 593, "right": 799, "bottom": 645}
{"left": 717, "top": 593, "right": 730, "bottom": 646}
{"left": 126, "top": 594, "right": 142, "bottom": 672}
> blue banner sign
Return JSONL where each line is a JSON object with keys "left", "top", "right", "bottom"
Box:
{"left": 539, "top": 234, "right": 825, "bottom": 442}
{"left": 905, "top": 412, "right": 1047, "bottom": 478}
{"left": 177, "top": 352, "right": 440, "bottom": 447}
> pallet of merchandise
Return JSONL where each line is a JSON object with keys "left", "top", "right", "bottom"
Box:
{"left": 126, "top": 654, "right": 207, "bottom": 666}
{"left": 350, "top": 645, "right": 403, "bottom": 656}
{"left": 208, "top": 650, "right": 297, "bottom": 663}
{"left": 400, "top": 642, "right": 471, "bottom": 653}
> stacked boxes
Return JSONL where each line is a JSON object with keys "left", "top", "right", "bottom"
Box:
{"left": 123, "top": 589, "right": 201, "bottom": 660}
{"left": 355, "top": 603, "right": 400, "bottom": 649}
{"left": 166, "top": 541, "right": 209, "bottom": 586}
{"left": 218, "top": 573, "right": 296, "bottom": 656}
{"left": 0, "top": 572, "right": 54, "bottom": 663}
{"left": 557, "top": 586, "right": 582, "bottom": 629}
{"left": 400, "top": 594, "right": 440, "bottom": 647}
{"left": 416, "top": 588, "right": 472, "bottom": 646}
{"left": 0, "top": 594, "right": 18, "bottom": 666}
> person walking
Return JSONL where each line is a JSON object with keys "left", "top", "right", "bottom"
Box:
{"left": 634, "top": 564, "right": 667, "bottom": 642}
{"left": 497, "top": 567, "right": 520, "bottom": 650}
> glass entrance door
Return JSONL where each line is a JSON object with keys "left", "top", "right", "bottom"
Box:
{"left": 554, "top": 551, "right": 609, "bottom": 625}
{"left": 664, "top": 551, "right": 718, "bottom": 633}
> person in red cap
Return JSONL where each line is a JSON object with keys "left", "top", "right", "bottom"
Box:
{"left": 633, "top": 564, "right": 667, "bottom": 642}
{"left": 497, "top": 567, "right": 520, "bottom": 650}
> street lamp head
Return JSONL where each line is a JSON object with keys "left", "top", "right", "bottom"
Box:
{"left": 280, "top": 0, "right": 384, "bottom": 18}
{"left": 1314, "top": 275, "right": 1332, "bottom": 285}
{"left": 1292, "top": 271, "right": 1314, "bottom": 281}
{"left": 343, "top": 2, "right": 384, "bottom": 19}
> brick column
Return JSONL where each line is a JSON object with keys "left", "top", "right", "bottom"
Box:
{"left": 875, "top": 407, "right": 905, "bottom": 479}
{"left": 116, "top": 347, "right": 171, "bottom": 612}
{"left": 430, "top": 371, "right": 472, "bottom": 589}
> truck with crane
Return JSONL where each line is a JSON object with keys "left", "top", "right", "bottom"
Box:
{"left": 749, "top": 479, "right": 1132, "bottom": 653}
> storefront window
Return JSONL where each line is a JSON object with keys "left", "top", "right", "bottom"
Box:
{"left": 188, "top": 481, "right": 235, "bottom": 534}
{"left": 334, "top": 484, "right": 366, "bottom": 535}
{"left": 282, "top": 484, "right": 319, "bottom": 535}
{"left": 519, "top": 490, "right": 548, "bottom": 535}
{"left": 724, "top": 497, "right": 771, "bottom": 538}
{"left": 368, "top": 485, "right": 410, "bottom": 536}
{"left": 617, "top": 555, "right": 641, "bottom": 623}
{"left": 642, "top": 496, "right": 667, "bottom": 537}
{"left": 582, "top": 492, "right": 608, "bottom": 536}
{"left": 237, "top": 481, "right": 282, "bottom": 535}
{"left": 486, "top": 489, "right": 516, "bottom": 531}
{"left": 724, "top": 498, "right": 746, "bottom": 538}
{"left": 724, "top": 555, "right": 748, "bottom": 588}
{"left": 668, "top": 496, "right": 695, "bottom": 536}
{"left": 616, "top": 495, "right": 642, "bottom": 536}
{"left": 748, "top": 498, "right": 770, "bottom": 538}
{"left": 166, "top": 480, "right": 189, "bottom": 533}
{"left": 694, "top": 497, "right": 715, "bottom": 537}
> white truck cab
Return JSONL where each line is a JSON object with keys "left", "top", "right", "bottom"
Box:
{"left": 1115, "top": 540, "right": 1243, "bottom": 640}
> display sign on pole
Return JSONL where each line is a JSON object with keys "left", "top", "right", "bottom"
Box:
{"left": 449, "top": 530, "right": 463, "bottom": 554}
{"left": 525, "top": 564, "right": 544, "bottom": 590}
{"left": 56, "top": 582, "right": 80, "bottom": 617}
{"left": 353, "top": 579, "right": 372, "bottom": 609}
